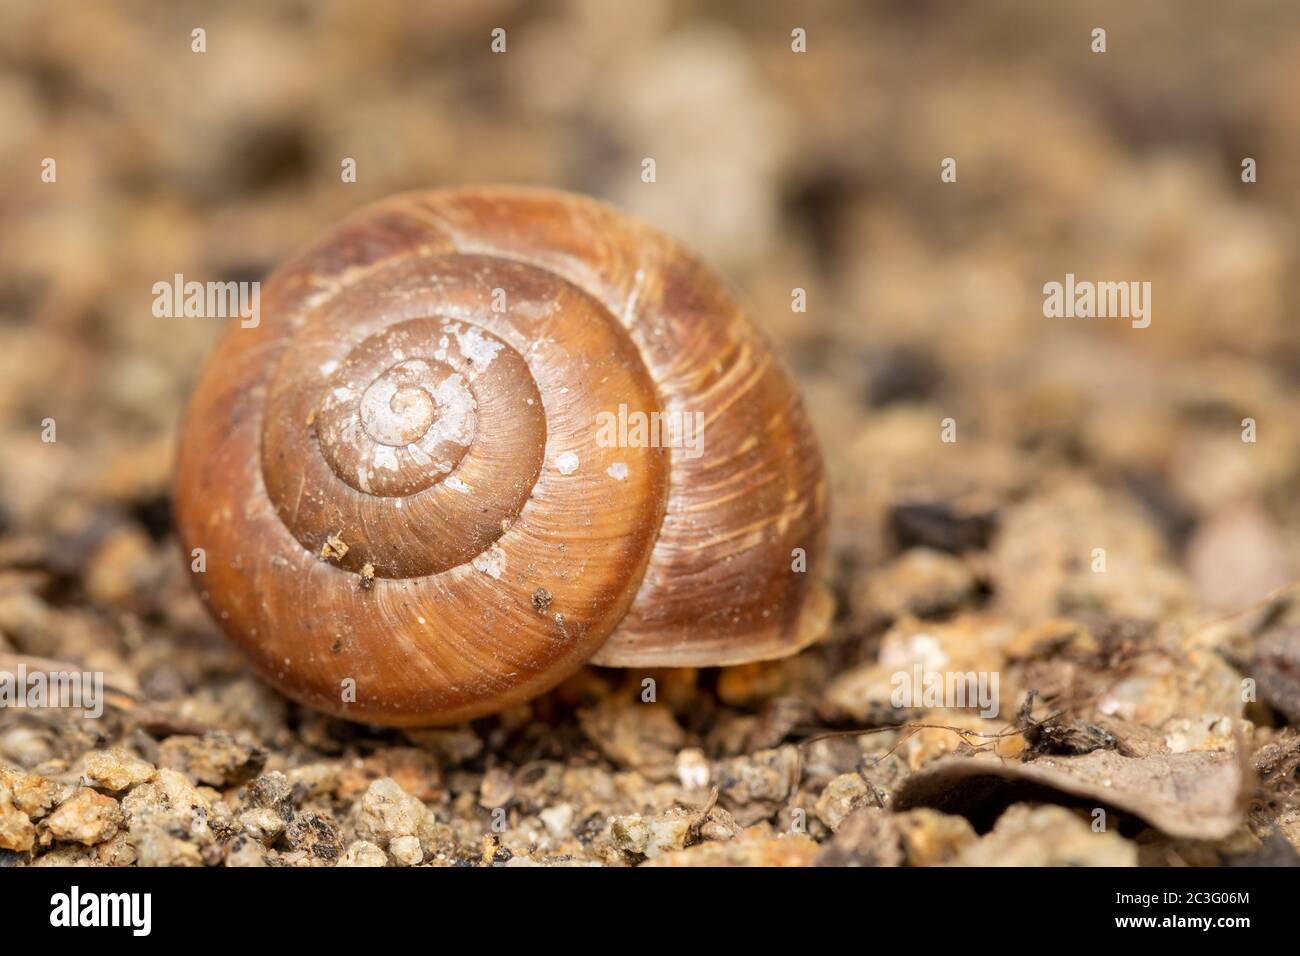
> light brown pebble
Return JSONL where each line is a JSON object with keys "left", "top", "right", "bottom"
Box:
{"left": 338, "top": 840, "right": 388, "bottom": 867}
{"left": 814, "top": 807, "right": 904, "bottom": 867}
{"left": 239, "top": 807, "right": 287, "bottom": 845}
{"left": 352, "top": 777, "right": 428, "bottom": 847}
{"left": 952, "top": 804, "right": 1136, "bottom": 867}
{"left": 225, "top": 836, "right": 268, "bottom": 867}
{"left": 81, "top": 748, "right": 156, "bottom": 792}
{"left": 538, "top": 803, "right": 574, "bottom": 839}
{"left": 120, "top": 769, "right": 216, "bottom": 867}
{"left": 814, "top": 773, "right": 879, "bottom": 831}
{"left": 158, "top": 731, "right": 266, "bottom": 787}
{"left": 0, "top": 766, "right": 62, "bottom": 817}
{"left": 642, "top": 834, "right": 820, "bottom": 867}
{"left": 389, "top": 834, "right": 423, "bottom": 866}
{"left": 606, "top": 809, "right": 694, "bottom": 862}
{"left": 577, "top": 697, "right": 685, "bottom": 774}
{"left": 478, "top": 766, "right": 515, "bottom": 810}
{"left": 893, "top": 808, "right": 977, "bottom": 865}
{"left": 0, "top": 783, "right": 37, "bottom": 852}
{"left": 44, "top": 788, "right": 122, "bottom": 846}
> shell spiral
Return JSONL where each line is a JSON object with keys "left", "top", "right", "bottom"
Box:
{"left": 174, "top": 187, "right": 830, "bottom": 726}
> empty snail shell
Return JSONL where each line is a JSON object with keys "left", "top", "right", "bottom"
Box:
{"left": 174, "top": 186, "right": 831, "bottom": 726}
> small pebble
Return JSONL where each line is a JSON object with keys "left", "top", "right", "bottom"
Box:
{"left": 338, "top": 840, "right": 389, "bottom": 867}
{"left": 44, "top": 788, "right": 122, "bottom": 846}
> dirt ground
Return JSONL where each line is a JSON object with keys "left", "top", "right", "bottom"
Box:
{"left": 2, "top": 1, "right": 1300, "bottom": 866}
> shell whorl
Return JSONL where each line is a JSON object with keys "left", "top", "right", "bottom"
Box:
{"left": 175, "top": 187, "right": 830, "bottom": 725}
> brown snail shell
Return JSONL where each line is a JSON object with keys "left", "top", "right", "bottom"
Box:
{"left": 174, "top": 186, "right": 831, "bottom": 726}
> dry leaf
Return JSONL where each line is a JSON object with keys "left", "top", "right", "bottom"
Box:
{"left": 893, "top": 749, "right": 1248, "bottom": 840}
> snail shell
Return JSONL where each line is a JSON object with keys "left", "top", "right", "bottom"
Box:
{"left": 174, "top": 187, "right": 830, "bottom": 726}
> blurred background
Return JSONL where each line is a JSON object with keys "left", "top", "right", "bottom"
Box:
{"left": 2, "top": 0, "right": 1300, "bottom": 870}
{"left": 1, "top": 0, "right": 1299, "bottom": 690}
{"left": 2, "top": 0, "right": 1300, "bottom": 629}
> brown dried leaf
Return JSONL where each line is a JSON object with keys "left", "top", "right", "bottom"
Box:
{"left": 893, "top": 749, "right": 1248, "bottom": 840}
{"left": 1253, "top": 627, "right": 1300, "bottom": 723}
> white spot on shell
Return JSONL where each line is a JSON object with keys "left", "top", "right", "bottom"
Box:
{"left": 555, "top": 452, "right": 579, "bottom": 475}
{"left": 448, "top": 323, "right": 504, "bottom": 370}
{"left": 320, "top": 360, "right": 339, "bottom": 375}
{"left": 471, "top": 543, "right": 506, "bottom": 579}
{"left": 606, "top": 462, "right": 628, "bottom": 481}
{"left": 445, "top": 475, "right": 471, "bottom": 493}
{"left": 425, "top": 374, "right": 475, "bottom": 446}
{"left": 372, "top": 444, "right": 400, "bottom": 472}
